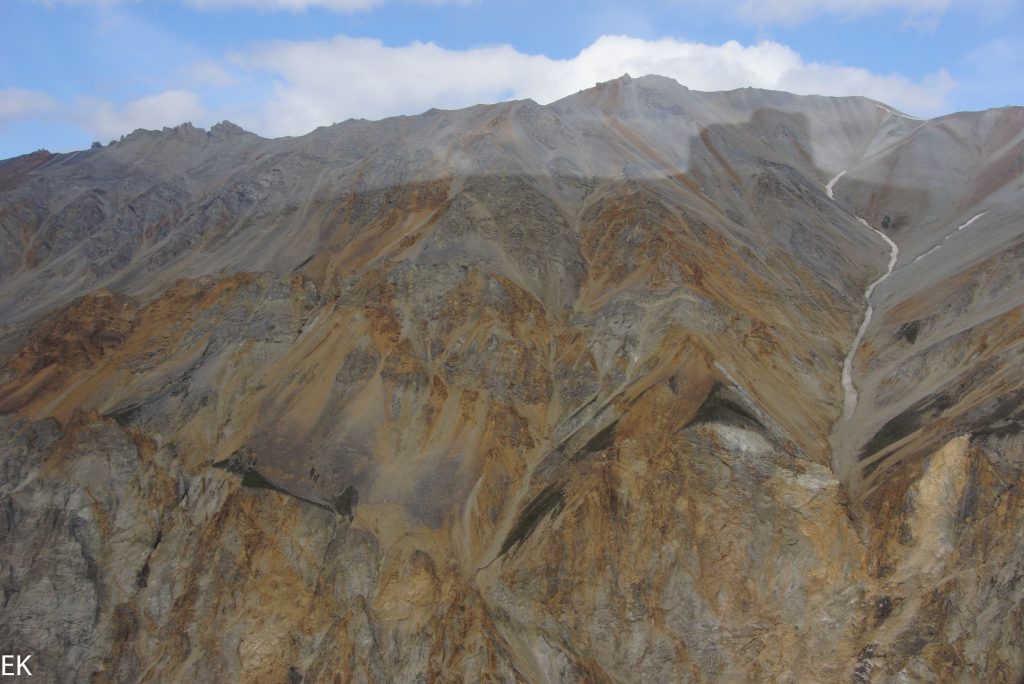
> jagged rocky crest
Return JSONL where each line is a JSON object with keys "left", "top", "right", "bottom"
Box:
{"left": 2, "top": 75, "right": 1024, "bottom": 682}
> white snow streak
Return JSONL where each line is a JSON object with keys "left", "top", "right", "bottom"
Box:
{"left": 912, "top": 211, "right": 988, "bottom": 264}
{"left": 825, "top": 169, "right": 847, "bottom": 200}
{"left": 875, "top": 103, "right": 924, "bottom": 121}
{"left": 954, "top": 211, "right": 988, "bottom": 234}
{"left": 912, "top": 245, "right": 941, "bottom": 264}
{"left": 840, "top": 218, "right": 898, "bottom": 419}
{"left": 824, "top": 171, "right": 899, "bottom": 420}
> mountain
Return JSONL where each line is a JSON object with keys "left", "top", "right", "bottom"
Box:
{"left": 1, "top": 74, "right": 1023, "bottom": 682}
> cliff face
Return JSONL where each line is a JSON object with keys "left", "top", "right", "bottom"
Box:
{"left": 1, "top": 75, "right": 1023, "bottom": 682}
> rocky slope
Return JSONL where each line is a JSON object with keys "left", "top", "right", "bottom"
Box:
{"left": 1, "top": 74, "right": 1023, "bottom": 682}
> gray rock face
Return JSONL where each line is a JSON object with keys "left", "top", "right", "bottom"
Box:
{"left": 1, "top": 76, "right": 1023, "bottom": 682}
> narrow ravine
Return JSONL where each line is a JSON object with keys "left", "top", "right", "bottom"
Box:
{"left": 841, "top": 218, "right": 898, "bottom": 418}
{"left": 826, "top": 169, "right": 899, "bottom": 420}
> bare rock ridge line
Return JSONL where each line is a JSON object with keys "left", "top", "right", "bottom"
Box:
{"left": 825, "top": 169, "right": 899, "bottom": 420}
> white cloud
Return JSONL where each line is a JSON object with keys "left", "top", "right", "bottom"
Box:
{"left": 231, "top": 38, "right": 558, "bottom": 134}
{"left": 0, "top": 88, "right": 58, "bottom": 127}
{"left": 73, "top": 90, "right": 206, "bottom": 140}
{"left": 187, "top": 60, "right": 240, "bottom": 88}
{"left": 0, "top": 34, "right": 958, "bottom": 145}
{"left": 230, "top": 34, "right": 953, "bottom": 136}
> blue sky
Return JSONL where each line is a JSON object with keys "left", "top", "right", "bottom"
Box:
{"left": 0, "top": 0, "right": 1021, "bottom": 159}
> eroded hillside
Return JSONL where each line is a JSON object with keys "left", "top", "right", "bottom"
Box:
{"left": 1, "top": 75, "right": 1023, "bottom": 682}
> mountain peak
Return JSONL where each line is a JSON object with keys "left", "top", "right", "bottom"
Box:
{"left": 209, "top": 120, "right": 251, "bottom": 138}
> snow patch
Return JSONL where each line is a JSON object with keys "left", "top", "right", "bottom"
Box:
{"left": 912, "top": 245, "right": 941, "bottom": 264}
{"left": 954, "top": 211, "right": 988, "bottom": 234}
{"left": 823, "top": 169, "right": 894, "bottom": 421}
{"left": 875, "top": 103, "right": 923, "bottom": 121}
{"left": 825, "top": 169, "right": 847, "bottom": 200}
{"left": 840, "top": 217, "right": 898, "bottom": 419}
{"left": 911, "top": 211, "right": 988, "bottom": 265}
{"left": 712, "top": 423, "right": 772, "bottom": 456}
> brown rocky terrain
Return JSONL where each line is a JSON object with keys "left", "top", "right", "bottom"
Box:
{"left": 1, "top": 74, "right": 1022, "bottom": 682}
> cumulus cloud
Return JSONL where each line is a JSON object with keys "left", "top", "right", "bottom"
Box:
{"left": 0, "top": 34, "right": 957, "bottom": 145}
{"left": 73, "top": 90, "right": 206, "bottom": 140}
{"left": 0, "top": 88, "right": 58, "bottom": 127}
{"left": 231, "top": 34, "right": 953, "bottom": 136}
